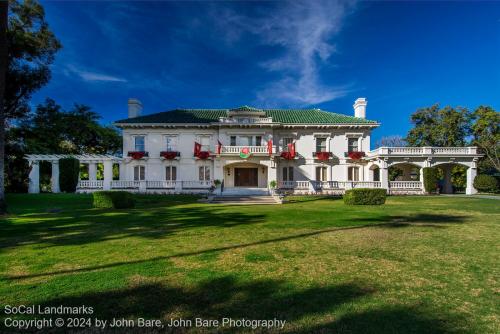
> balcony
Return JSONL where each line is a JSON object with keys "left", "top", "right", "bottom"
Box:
{"left": 220, "top": 145, "right": 275, "bottom": 156}
{"left": 127, "top": 151, "right": 149, "bottom": 160}
{"left": 313, "top": 151, "right": 333, "bottom": 161}
{"left": 367, "top": 146, "right": 480, "bottom": 157}
{"left": 160, "top": 151, "right": 180, "bottom": 160}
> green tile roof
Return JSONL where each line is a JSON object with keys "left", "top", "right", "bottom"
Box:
{"left": 115, "top": 107, "right": 378, "bottom": 125}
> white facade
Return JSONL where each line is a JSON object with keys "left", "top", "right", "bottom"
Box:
{"left": 25, "top": 98, "right": 483, "bottom": 196}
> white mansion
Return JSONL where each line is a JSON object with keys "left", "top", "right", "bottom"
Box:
{"left": 27, "top": 98, "right": 482, "bottom": 195}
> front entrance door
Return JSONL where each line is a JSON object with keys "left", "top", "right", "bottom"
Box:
{"left": 235, "top": 168, "right": 258, "bottom": 187}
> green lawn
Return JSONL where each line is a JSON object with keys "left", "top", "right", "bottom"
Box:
{"left": 0, "top": 194, "right": 499, "bottom": 333}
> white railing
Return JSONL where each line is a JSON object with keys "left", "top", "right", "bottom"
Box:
{"left": 146, "top": 180, "right": 178, "bottom": 189}
{"left": 182, "top": 180, "right": 213, "bottom": 189}
{"left": 78, "top": 180, "right": 103, "bottom": 189}
{"left": 111, "top": 180, "right": 140, "bottom": 189}
{"left": 278, "top": 181, "right": 309, "bottom": 189}
{"left": 369, "top": 146, "right": 479, "bottom": 156}
{"left": 219, "top": 117, "right": 273, "bottom": 124}
{"left": 221, "top": 146, "right": 275, "bottom": 154}
{"left": 389, "top": 181, "right": 422, "bottom": 189}
{"left": 279, "top": 180, "right": 382, "bottom": 190}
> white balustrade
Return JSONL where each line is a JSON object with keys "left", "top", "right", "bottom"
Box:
{"left": 78, "top": 180, "right": 104, "bottom": 189}
{"left": 182, "top": 180, "right": 213, "bottom": 188}
{"left": 111, "top": 180, "right": 140, "bottom": 189}
{"left": 221, "top": 146, "right": 274, "bottom": 154}
{"left": 389, "top": 181, "right": 422, "bottom": 189}
{"left": 278, "top": 181, "right": 309, "bottom": 189}
{"left": 370, "top": 146, "right": 479, "bottom": 156}
{"left": 146, "top": 180, "right": 178, "bottom": 189}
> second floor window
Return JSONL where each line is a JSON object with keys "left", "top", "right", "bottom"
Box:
{"left": 282, "top": 138, "right": 293, "bottom": 151}
{"left": 282, "top": 167, "right": 294, "bottom": 181}
{"left": 165, "top": 166, "right": 177, "bottom": 181}
{"left": 316, "top": 138, "right": 327, "bottom": 152}
{"left": 200, "top": 136, "right": 210, "bottom": 151}
{"left": 255, "top": 136, "right": 262, "bottom": 146}
{"left": 134, "top": 136, "right": 145, "bottom": 152}
{"left": 348, "top": 138, "right": 359, "bottom": 152}
{"left": 199, "top": 166, "right": 210, "bottom": 181}
{"left": 230, "top": 136, "right": 237, "bottom": 146}
{"left": 164, "top": 136, "right": 176, "bottom": 152}
{"left": 134, "top": 165, "right": 145, "bottom": 181}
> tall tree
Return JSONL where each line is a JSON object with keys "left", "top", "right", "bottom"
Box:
{"left": 0, "top": 0, "right": 61, "bottom": 209}
{"left": 405, "top": 104, "right": 471, "bottom": 147}
{"left": 375, "top": 135, "right": 406, "bottom": 148}
{"left": 471, "top": 106, "right": 500, "bottom": 172}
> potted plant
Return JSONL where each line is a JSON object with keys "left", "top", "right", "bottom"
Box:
{"left": 213, "top": 179, "right": 222, "bottom": 195}
{"left": 269, "top": 180, "right": 277, "bottom": 195}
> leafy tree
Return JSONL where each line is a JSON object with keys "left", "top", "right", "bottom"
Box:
{"left": 0, "top": 0, "right": 61, "bottom": 210}
{"left": 406, "top": 104, "right": 471, "bottom": 147}
{"left": 375, "top": 135, "right": 406, "bottom": 148}
{"left": 471, "top": 106, "right": 499, "bottom": 173}
{"left": 7, "top": 99, "right": 122, "bottom": 192}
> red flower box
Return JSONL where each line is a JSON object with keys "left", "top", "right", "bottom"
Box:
{"left": 196, "top": 151, "right": 211, "bottom": 160}
{"left": 345, "top": 151, "right": 365, "bottom": 160}
{"left": 128, "top": 151, "right": 148, "bottom": 159}
{"left": 280, "top": 152, "right": 295, "bottom": 160}
{"left": 160, "top": 151, "right": 180, "bottom": 159}
{"left": 314, "top": 152, "right": 331, "bottom": 161}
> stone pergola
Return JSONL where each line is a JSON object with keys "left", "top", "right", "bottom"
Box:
{"left": 25, "top": 154, "right": 122, "bottom": 193}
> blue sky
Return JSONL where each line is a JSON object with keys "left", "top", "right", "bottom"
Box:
{"left": 34, "top": 1, "right": 500, "bottom": 143}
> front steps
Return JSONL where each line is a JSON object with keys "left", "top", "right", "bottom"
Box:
{"left": 210, "top": 195, "right": 279, "bottom": 205}
{"left": 220, "top": 187, "right": 270, "bottom": 196}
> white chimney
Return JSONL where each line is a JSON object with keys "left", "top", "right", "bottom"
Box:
{"left": 353, "top": 98, "right": 367, "bottom": 119}
{"left": 128, "top": 98, "right": 142, "bottom": 118}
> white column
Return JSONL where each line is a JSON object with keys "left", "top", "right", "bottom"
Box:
{"left": 89, "top": 163, "right": 97, "bottom": 180}
{"left": 380, "top": 164, "right": 389, "bottom": 191}
{"left": 28, "top": 161, "right": 40, "bottom": 194}
{"left": 51, "top": 161, "right": 60, "bottom": 193}
{"left": 466, "top": 166, "right": 477, "bottom": 195}
{"left": 443, "top": 166, "right": 453, "bottom": 194}
{"left": 119, "top": 162, "right": 126, "bottom": 180}
{"left": 103, "top": 160, "right": 113, "bottom": 190}
{"left": 267, "top": 163, "right": 277, "bottom": 190}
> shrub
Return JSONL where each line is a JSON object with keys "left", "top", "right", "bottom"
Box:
{"left": 473, "top": 174, "right": 499, "bottom": 193}
{"left": 423, "top": 167, "right": 439, "bottom": 194}
{"left": 343, "top": 188, "right": 387, "bottom": 205}
{"left": 93, "top": 191, "right": 135, "bottom": 209}
{"left": 269, "top": 180, "right": 277, "bottom": 189}
{"left": 59, "top": 157, "right": 80, "bottom": 193}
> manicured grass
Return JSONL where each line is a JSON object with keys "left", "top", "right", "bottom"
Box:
{"left": 0, "top": 194, "right": 499, "bottom": 333}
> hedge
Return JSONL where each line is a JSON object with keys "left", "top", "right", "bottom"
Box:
{"left": 422, "top": 167, "right": 439, "bottom": 194}
{"left": 473, "top": 175, "right": 499, "bottom": 193}
{"left": 93, "top": 191, "right": 135, "bottom": 209}
{"left": 344, "top": 188, "right": 387, "bottom": 205}
{"left": 59, "top": 157, "right": 80, "bottom": 193}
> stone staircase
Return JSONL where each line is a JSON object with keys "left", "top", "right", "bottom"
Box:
{"left": 210, "top": 195, "right": 279, "bottom": 205}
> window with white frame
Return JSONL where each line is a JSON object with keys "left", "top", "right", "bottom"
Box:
{"left": 134, "top": 136, "right": 145, "bottom": 152}
{"left": 282, "top": 137, "right": 293, "bottom": 151}
{"left": 164, "top": 136, "right": 177, "bottom": 152}
{"left": 282, "top": 167, "right": 294, "bottom": 181}
{"left": 316, "top": 138, "right": 327, "bottom": 152}
{"left": 316, "top": 166, "right": 327, "bottom": 181}
{"left": 199, "top": 136, "right": 211, "bottom": 152}
{"left": 348, "top": 166, "right": 359, "bottom": 181}
{"left": 165, "top": 166, "right": 177, "bottom": 181}
{"left": 199, "top": 166, "right": 210, "bottom": 181}
{"left": 134, "top": 165, "right": 145, "bottom": 181}
{"left": 348, "top": 137, "right": 359, "bottom": 152}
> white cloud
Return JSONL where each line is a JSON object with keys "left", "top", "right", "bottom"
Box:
{"left": 213, "top": 0, "right": 355, "bottom": 106}
{"left": 65, "top": 65, "right": 127, "bottom": 83}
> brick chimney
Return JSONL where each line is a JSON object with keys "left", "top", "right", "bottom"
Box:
{"left": 353, "top": 98, "right": 367, "bottom": 119}
{"left": 128, "top": 98, "right": 142, "bottom": 118}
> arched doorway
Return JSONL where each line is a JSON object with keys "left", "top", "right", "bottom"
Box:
{"left": 433, "top": 163, "right": 468, "bottom": 194}
{"left": 389, "top": 163, "right": 421, "bottom": 181}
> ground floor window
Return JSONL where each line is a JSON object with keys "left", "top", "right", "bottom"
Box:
{"left": 316, "top": 166, "right": 327, "bottom": 181}
{"left": 373, "top": 167, "right": 380, "bottom": 181}
{"left": 165, "top": 166, "right": 177, "bottom": 181}
{"left": 348, "top": 166, "right": 359, "bottom": 181}
{"left": 199, "top": 166, "right": 210, "bottom": 181}
{"left": 134, "top": 165, "right": 145, "bottom": 181}
{"left": 282, "top": 167, "right": 294, "bottom": 181}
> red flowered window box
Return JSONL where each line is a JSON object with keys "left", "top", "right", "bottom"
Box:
{"left": 280, "top": 152, "right": 295, "bottom": 160}
{"left": 128, "top": 151, "right": 149, "bottom": 159}
{"left": 313, "top": 152, "right": 332, "bottom": 161}
{"left": 344, "top": 151, "right": 365, "bottom": 160}
{"left": 160, "top": 151, "right": 180, "bottom": 159}
{"left": 196, "top": 151, "right": 211, "bottom": 160}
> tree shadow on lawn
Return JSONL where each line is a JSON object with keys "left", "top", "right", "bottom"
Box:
{"left": 0, "top": 204, "right": 266, "bottom": 250}
{"left": 5, "top": 213, "right": 467, "bottom": 281}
